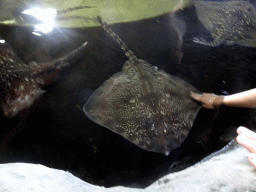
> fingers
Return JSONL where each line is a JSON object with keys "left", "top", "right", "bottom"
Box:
{"left": 190, "top": 92, "right": 207, "bottom": 103}
{"left": 236, "top": 126, "right": 256, "bottom": 169}
{"left": 248, "top": 153, "right": 256, "bottom": 169}
{"left": 190, "top": 92, "right": 216, "bottom": 109}
{"left": 190, "top": 92, "right": 199, "bottom": 99}
{"left": 190, "top": 92, "right": 215, "bottom": 101}
{"left": 190, "top": 92, "right": 207, "bottom": 101}
{"left": 237, "top": 126, "right": 256, "bottom": 141}
{"left": 236, "top": 134, "right": 256, "bottom": 154}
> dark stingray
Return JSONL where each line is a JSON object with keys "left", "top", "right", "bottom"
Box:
{"left": 83, "top": 17, "right": 202, "bottom": 156}
{"left": 0, "top": 38, "right": 87, "bottom": 118}
{"left": 194, "top": 0, "right": 256, "bottom": 47}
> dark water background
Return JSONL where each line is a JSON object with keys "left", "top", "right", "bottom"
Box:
{"left": 0, "top": 4, "right": 255, "bottom": 188}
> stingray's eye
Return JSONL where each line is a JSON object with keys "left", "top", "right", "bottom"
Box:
{"left": 151, "top": 66, "right": 158, "bottom": 70}
{"left": 123, "top": 60, "right": 132, "bottom": 68}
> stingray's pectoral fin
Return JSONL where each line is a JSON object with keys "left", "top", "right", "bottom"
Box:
{"left": 193, "top": 37, "right": 222, "bottom": 47}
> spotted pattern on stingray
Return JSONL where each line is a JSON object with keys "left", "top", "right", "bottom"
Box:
{"left": 83, "top": 17, "right": 202, "bottom": 156}
{"left": 193, "top": 0, "right": 256, "bottom": 47}
{"left": 0, "top": 39, "right": 87, "bottom": 117}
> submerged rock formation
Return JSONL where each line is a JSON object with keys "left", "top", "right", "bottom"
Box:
{"left": 0, "top": 139, "right": 255, "bottom": 192}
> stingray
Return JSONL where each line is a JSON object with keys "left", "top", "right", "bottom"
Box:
{"left": 83, "top": 17, "right": 202, "bottom": 155}
{"left": 0, "top": 38, "right": 87, "bottom": 118}
{"left": 193, "top": 0, "right": 256, "bottom": 47}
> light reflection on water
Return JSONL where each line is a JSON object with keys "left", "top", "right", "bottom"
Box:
{"left": 22, "top": 8, "right": 57, "bottom": 34}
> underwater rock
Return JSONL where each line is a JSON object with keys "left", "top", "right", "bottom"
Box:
{"left": 193, "top": 0, "right": 256, "bottom": 47}
{"left": 83, "top": 17, "right": 201, "bottom": 156}
{"left": 0, "top": 38, "right": 87, "bottom": 117}
{"left": 0, "top": 139, "right": 255, "bottom": 191}
{"left": 146, "top": 139, "right": 256, "bottom": 191}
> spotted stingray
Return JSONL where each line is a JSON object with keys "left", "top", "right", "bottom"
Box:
{"left": 0, "top": 38, "right": 87, "bottom": 118}
{"left": 193, "top": 0, "right": 256, "bottom": 47}
{"left": 83, "top": 17, "right": 202, "bottom": 155}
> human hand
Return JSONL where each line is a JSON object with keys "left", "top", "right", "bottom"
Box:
{"left": 190, "top": 92, "right": 224, "bottom": 109}
{"left": 236, "top": 126, "right": 256, "bottom": 169}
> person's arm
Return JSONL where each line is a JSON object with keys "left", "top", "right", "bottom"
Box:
{"left": 223, "top": 88, "right": 256, "bottom": 108}
{"left": 191, "top": 88, "right": 256, "bottom": 109}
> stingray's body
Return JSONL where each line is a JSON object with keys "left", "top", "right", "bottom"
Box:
{"left": 0, "top": 39, "right": 87, "bottom": 117}
{"left": 84, "top": 17, "right": 201, "bottom": 155}
{"left": 194, "top": 0, "right": 256, "bottom": 47}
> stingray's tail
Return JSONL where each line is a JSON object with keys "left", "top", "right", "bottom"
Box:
{"left": 97, "top": 16, "right": 138, "bottom": 61}
{"left": 50, "top": 41, "right": 88, "bottom": 69}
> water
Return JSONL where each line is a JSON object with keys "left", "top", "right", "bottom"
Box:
{"left": 0, "top": 1, "right": 255, "bottom": 188}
